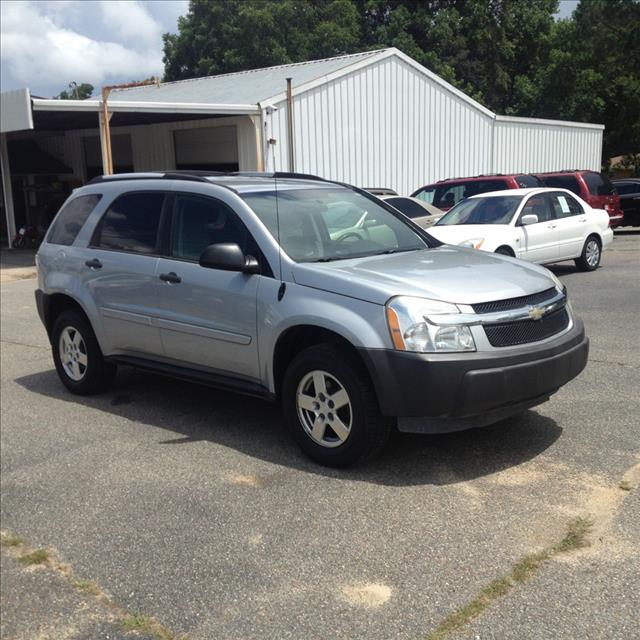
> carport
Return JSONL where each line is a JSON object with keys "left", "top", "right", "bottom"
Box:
{"left": 0, "top": 88, "right": 262, "bottom": 247}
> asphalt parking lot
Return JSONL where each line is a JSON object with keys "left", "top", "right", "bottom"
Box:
{"left": 1, "top": 233, "right": 639, "bottom": 640}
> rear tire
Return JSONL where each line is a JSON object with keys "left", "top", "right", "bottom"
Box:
{"left": 495, "top": 246, "right": 514, "bottom": 256}
{"left": 51, "top": 310, "right": 116, "bottom": 395}
{"left": 281, "top": 344, "right": 393, "bottom": 467}
{"left": 575, "top": 235, "right": 601, "bottom": 271}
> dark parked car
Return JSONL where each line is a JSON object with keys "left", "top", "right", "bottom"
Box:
{"left": 612, "top": 179, "right": 640, "bottom": 227}
{"left": 411, "top": 174, "right": 542, "bottom": 211}
{"left": 535, "top": 170, "right": 624, "bottom": 228}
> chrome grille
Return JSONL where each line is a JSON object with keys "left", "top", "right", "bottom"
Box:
{"left": 472, "top": 287, "right": 557, "bottom": 314}
{"left": 484, "top": 307, "right": 570, "bottom": 347}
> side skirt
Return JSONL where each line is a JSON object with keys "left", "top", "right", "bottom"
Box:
{"left": 106, "top": 355, "right": 276, "bottom": 402}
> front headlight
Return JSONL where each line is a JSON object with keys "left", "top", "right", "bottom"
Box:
{"left": 547, "top": 270, "right": 566, "bottom": 294}
{"left": 459, "top": 238, "right": 484, "bottom": 249}
{"left": 385, "top": 296, "right": 476, "bottom": 352}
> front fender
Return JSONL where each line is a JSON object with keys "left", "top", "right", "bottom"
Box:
{"left": 257, "top": 279, "right": 389, "bottom": 393}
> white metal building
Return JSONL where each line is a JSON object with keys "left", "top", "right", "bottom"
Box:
{"left": 0, "top": 47, "right": 604, "bottom": 245}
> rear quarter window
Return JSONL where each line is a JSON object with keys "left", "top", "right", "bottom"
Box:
{"left": 386, "top": 197, "right": 428, "bottom": 219}
{"left": 583, "top": 172, "right": 615, "bottom": 196}
{"left": 46, "top": 194, "right": 102, "bottom": 246}
{"left": 540, "top": 175, "right": 581, "bottom": 195}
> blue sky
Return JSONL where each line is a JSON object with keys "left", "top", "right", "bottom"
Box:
{"left": 556, "top": 0, "right": 579, "bottom": 19}
{"left": 1, "top": 0, "right": 188, "bottom": 97}
{"left": 1, "top": 0, "right": 581, "bottom": 99}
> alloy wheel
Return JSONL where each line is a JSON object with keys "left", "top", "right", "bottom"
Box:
{"left": 586, "top": 239, "right": 600, "bottom": 267}
{"left": 58, "top": 326, "right": 88, "bottom": 381}
{"left": 296, "top": 370, "right": 353, "bottom": 448}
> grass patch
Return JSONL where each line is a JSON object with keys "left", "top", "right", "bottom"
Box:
{"left": 0, "top": 532, "right": 23, "bottom": 547}
{"left": 552, "top": 517, "right": 592, "bottom": 553}
{"left": 18, "top": 548, "right": 50, "bottom": 566}
{"left": 70, "top": 578, "right": 101, "bottom": 596}
{"left": 426, "top": 518, "right": 594, "bottom": 640}
{"left": 511, "top": 550, "right": 550, "bottom": 584}
{"left": 619, "top": 480, "right": 632, "bottom": 491}
{"left": 121, "top": 613, "right": 185, "bottom": 640}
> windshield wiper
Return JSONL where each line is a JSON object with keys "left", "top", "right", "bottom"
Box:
{"left": 371, "top": 248, "right": 420, "bottom": 256}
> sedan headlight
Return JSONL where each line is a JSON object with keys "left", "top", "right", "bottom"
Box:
{"left": 459, "top": 238, "right": 484, "bottom": 249}
{"left": 385, "top": 296, "right": 476, "bottom": 352}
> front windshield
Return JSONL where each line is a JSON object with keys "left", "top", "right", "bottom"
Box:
{"left": 242, "top": 187, "right": 428, "bottom": 262}
{"left": 435, "top": 195, "right": 523, "bottom": 226}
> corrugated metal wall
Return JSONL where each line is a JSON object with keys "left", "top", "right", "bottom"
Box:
{"left": 267, "top": 55, "right": 603, "bottom": 194}
{"left": 493, "top": 118, "right": 602, "bottom": 174}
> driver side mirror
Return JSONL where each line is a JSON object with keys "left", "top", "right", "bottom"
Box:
{"left": 520, "top": 214, "right": 539, "bottom": 226}
{"left": 199, "top": 243, "right": 260, "bottom": 274}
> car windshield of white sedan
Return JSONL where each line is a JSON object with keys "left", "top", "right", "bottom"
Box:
{"left": 242, "top": 187, "right": 427, "bottom": 262}
{"left": 436, "top": 196, "right": 523, "bottom": 226}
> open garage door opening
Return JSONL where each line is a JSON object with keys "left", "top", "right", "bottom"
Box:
{"left": 174, "top": 125, "right": 239, "bottom": 172}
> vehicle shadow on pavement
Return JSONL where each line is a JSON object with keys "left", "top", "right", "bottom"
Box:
{"left": 16, "top": 366, "right": 562, "bottom": 487}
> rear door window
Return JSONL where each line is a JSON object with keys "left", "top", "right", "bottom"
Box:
{"left": 92, "top": 192, "right": 165, "bottom": 254}
{"left": 583, "top": 172, "right": 615, "bottom": 196}
{"left": 47, "top": 195, "right": 102, "bottom": 246}
{"left": 547, "top": 192, "right": 583, "bottom": 218}
{"left": 540, "top": 175, "right": 581, "bottom": 195}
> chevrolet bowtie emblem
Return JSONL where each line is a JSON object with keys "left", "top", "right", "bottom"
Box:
{"left": 528, "top": 306, "right": 546, "bottom": 321}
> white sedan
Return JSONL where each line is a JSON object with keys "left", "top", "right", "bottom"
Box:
{"left": 427, "top": 187, "right": 613, "bottom": 271}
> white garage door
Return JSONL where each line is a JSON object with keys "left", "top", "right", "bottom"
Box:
{"left": 174, "top": 126, "right": 239, "bottom": 172}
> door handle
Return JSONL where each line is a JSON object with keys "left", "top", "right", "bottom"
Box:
{"left": 159, "top": 272, "right": 181, "bottom": 284}
{"left": 85, "top": 258, "right": 102, "bottom": 269}
{"left": 579, "top": 218, "right": 587, "bottom": 222}
{"left": 547, "top": 223, "right": 557, "bottom": 229}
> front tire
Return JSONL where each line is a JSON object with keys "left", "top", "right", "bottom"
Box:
{"left": 281, "top": 344, "right": 393, "bottom": 467}
{"left": 495, "top": 246, "right": 515, "bottom": 256}
{"left": 51, "top": 310, "right": 116, "bottom": 395}
{"left": 575, "top": 235, "right": 601, "bottom": 271}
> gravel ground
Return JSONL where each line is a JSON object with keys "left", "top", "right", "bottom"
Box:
{"left": 1, "top": 232, "right": 638, "bottom": 639}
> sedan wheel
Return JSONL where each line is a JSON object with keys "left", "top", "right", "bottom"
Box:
{"left": 585, "top": 239, "right": 600, "bottom": 268}
{"left": 575, "top": 236, "right": 601, "bottom": 271}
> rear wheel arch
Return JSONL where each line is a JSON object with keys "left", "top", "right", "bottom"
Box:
{"left": 45, "top": 293, "right": 88, "bottom": 336}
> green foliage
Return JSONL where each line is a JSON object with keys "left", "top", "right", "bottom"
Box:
{"left": 56, "top": 82, "right": 94, "bottom": 99}
{"left": 163, "top": 0, "right": 361, "bottom": 81}
{"left": 163, "top": 0, "right": 640, "bottom": 159}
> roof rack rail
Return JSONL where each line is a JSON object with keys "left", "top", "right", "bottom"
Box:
{"left": 88, "top": 170, "right": 327, "bottom": 186}
{"left": 88, "top": 172, "right": 212, "bottom": 184}
{"left": 224, "top": 171, "right": 326, "bottom": 181}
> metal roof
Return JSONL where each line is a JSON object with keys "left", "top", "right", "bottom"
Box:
{"left": 106, "top": 50, "right": 386, "bottom": 106}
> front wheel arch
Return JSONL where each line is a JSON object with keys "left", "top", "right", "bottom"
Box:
{"left": 495, "top": 245, "right": 515, "bottom": 257}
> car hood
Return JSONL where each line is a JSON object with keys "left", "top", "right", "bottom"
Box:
{"left": 427, "top": 224, "right": 510, "bottom": 245}
{"left": 291, "top": 246, "right": 554, "bottom": 306}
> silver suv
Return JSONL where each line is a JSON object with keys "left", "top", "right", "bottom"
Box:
{"left": 36, "top": 172, "right": 589, "bottom": 466}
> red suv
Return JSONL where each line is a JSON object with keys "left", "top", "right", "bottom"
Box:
{"left": 535, "top": 170, "right": 624, "bottom": 227}
{"left": 411, "top": 174, "right": 542, "bottom": 211}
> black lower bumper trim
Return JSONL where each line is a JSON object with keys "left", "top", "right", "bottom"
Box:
{"left": 359, "top": 320, "right": 588, "bottom": 419}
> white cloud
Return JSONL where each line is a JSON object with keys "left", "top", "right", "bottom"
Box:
{"left": 0, "top": 0, "right": 188, "bottom": 97}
